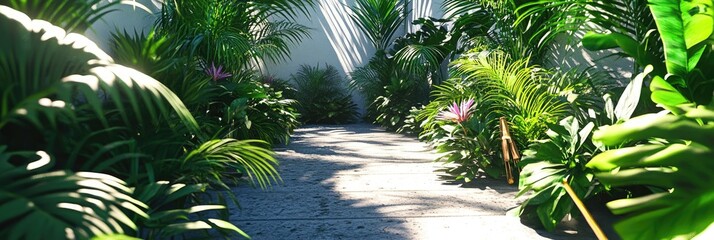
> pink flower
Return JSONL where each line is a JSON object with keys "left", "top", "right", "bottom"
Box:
{"left": 438, "top": 99, "right": 475, "bottom": 123}
{"left": 205, "top": 62, "right": 232, "bottom": 81}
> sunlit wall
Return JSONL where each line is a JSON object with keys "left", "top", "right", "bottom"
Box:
{"left": 86, "top": 0, "right": 161, "bottom": 52}
{"left": 263, "top": 0, "right": 445, "bottom": 113}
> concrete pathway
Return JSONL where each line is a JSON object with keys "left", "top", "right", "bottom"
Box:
{"left": 229, "top": 124, "right": 594, "bottom": 239}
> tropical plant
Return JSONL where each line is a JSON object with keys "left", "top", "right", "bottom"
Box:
{"left": 0, "top": 6, "right": 277, "bottom": 239}
{"left": 0, "top": 0, "right": 148, "bottom": 32}
{"left": 348, "top": 0, "right": 433, "bottom": 130}
{"left": 412, "top": 78, "right": 500, "bottom": 180}
{"left": 450, "top": 50, "right": 569, "bottom": 145}
{"left": 204, "top": 79, "right": 300, "bottom": 145}
{"left": 515, "top": 0, "right": 658, "bottom": 66}
{"left": 372, "top": 75, "right": 430, "bottom": 131}
{"left": 110, "top": 29, "right": 300, "bottom": 145}
{"left": 291, "top": 64, "right": 359, "bottom": 124}
{"left": 262, "top": 75, "right": 298, "bottom": 101}
{"left": 0, "top": 149, "right": 146, "bottom": 240}
{"left": 443, "top": 0, "right": 550, "bottom": 63}
{"left": 391, "top": 17, "right": 454, "bottom": 86}
{"left": 350, "top": 0, "right": 407, "bottom": 52}
{"left": 431, "top": 99, "right": 502, "bottom": 181}
{"left": 587, "top": 105, "right": 714, "bottom": 239}
{"left": 109, "top": 29, "right": 214, "bottom": 109}
{"left": 645, "top": 0, "right": 714, "bottom": 110}
{"left": 582, "top": 1, "right": 714, "bottom": 238}
{"left": 133, "top": 181, "right": 250, "bottom": 239}
{"left": 515, "top": 116, "right": 601, "bottom": 231}
{"left": 157, "top": 0, "right": 315, "bottom": 70}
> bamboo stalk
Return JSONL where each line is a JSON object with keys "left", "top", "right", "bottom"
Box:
{"left": 562, "top": 179, "right": 608, "bottom": 240}
{"left": 499, "top": 117, "right": 515, "bottom": 184}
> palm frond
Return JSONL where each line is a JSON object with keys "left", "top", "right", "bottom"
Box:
{"left": 0, "top": 6, "right": 201, "bottom": 138}
{"left": 176, "top": 139, "right": 280, "bottom": 189}
{"left": 0, "top": 0, "right": 136, "bottom": 32}
{"left": 249, "top": 20, "right": 312, "bottom": 64}
{"left": 349, "top": 0, "right": 407, "bottom": 51}
{"left": 158, "top": 0, "right": 313, "bottom": 69}
{"left": 452, "top": 50, "right": 568, "bottom": 141}
{"left": 514, "top": 0, "right": 656, "bottom": 60}
{"left": 394, "top": 44, "right": 447, "bottom": 78}
{"left": 442, "top": 0, "right": 482, "bottom": 18}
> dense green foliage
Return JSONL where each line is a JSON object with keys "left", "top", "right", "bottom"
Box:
{"left": 291, "top": 65, "right": 359, "bottom": 124}
{"left": 0, "top": 0, "right": 313, "bottom": 238}
{"left": 516, "top": 116, "right": 601, "bottom": 231}
{"left": 588, "top": 106, "right": 714, "bottom": 239}
{"left": 406, "top": 0, "right": 714, "bottom": 236}
{"left": 3, "top": 0, "right": 714, "bottom": 238}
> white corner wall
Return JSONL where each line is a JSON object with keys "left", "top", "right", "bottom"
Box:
{"left": 264, "top": 0, "right": 445, "bottom": 112}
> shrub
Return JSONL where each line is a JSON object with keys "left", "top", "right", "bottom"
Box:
{"left": 291, "top": 64, "right": 359, "bottom": 124}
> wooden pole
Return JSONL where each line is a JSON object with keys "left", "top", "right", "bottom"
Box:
{"left": 562, "top": 179, "right": 608, "bottom": 240}
{"left": 499, "top": 117, "right": 518, "bottom": 184}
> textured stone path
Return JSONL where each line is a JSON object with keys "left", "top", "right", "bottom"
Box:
{"left": 229, "top": 124, "right": 593, "bottom": 239}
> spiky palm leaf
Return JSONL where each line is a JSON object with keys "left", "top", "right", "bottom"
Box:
{"left": 0, "top": 5, "right": 200, "bottom": 136}
{"left": 451, "top": 50, "right": 568, "bottom": 142}
{"left": 109, "top": 29, "right": 215, "bottom": 110}
{"left": 157, "top": 0, "right": 315, "bottom": 70}
{"left": 515, "top": 0, "right": 659, "bottom": 67}
{"left": 173, "top": 139, "right": 280, "bottom": 189}
{"left": 349, "top": 0, "right": 407, "bottom": 51}
{"left": 292, "top": 64, "right": 360, "bottom": 124}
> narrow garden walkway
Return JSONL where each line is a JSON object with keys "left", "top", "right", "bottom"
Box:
{"left": 229, "top": 124, "right": 593, "bottom": 239}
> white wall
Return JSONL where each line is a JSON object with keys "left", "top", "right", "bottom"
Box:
{"left": 263, "top": 0, "right": 445, "bottom": 112}
{"left": 545, "top": 29, "right": 634, "bottom": 86}
{"left": 85, "top": 0, "right": 162, "bottom": 53}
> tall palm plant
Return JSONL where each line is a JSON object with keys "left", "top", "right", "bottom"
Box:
{"left": 157, "top": 0, "right": 315, "bottom": 71}
{"left": 350, "top": 0, "right": 407, "bottom": 52}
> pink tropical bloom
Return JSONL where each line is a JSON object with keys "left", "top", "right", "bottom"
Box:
{"left": 205, "top": 62, "right": 232, "bottom": 81}
{"left": 438, "top": 99, "right": 475, "bottom": 123}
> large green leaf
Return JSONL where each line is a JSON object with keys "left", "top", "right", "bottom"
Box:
{"left": 614, "top": 65, "right": 652, "bottom": 120}
{"left": 680, "top": 0, "right": 714, "bottom": 49}
{"left": 516, "top": 116, "right": 598, "bottom": 231}
{"left": 0, "top": 149, "right": 147, "bottom": 240}
{"left": 650, "top": 75, "right": 691, "bottom": 112}
{"left": 0, "top": 5, "right": 201, "bottom": 137}
{"left": 649, "top": 0, "right": 710, "bottom": 76}
{"left": 582, "top": 32, "right": 664, "bottom": 73}
{"left": 588, "top": 106, "right": 714, "bottom": 239}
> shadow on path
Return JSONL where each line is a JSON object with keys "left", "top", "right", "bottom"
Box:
{"left": 228, "top": 124, "right": 595, "bottom": 239}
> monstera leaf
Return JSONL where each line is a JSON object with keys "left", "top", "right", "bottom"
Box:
{"left": 133, "top": 181, "right": 249, "bottom": 239}
{"left": 588, "top": 106, "right": 714, "bottom": 239}
{"left": 0, "top": 148, "right": 147, "bottom": 240}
